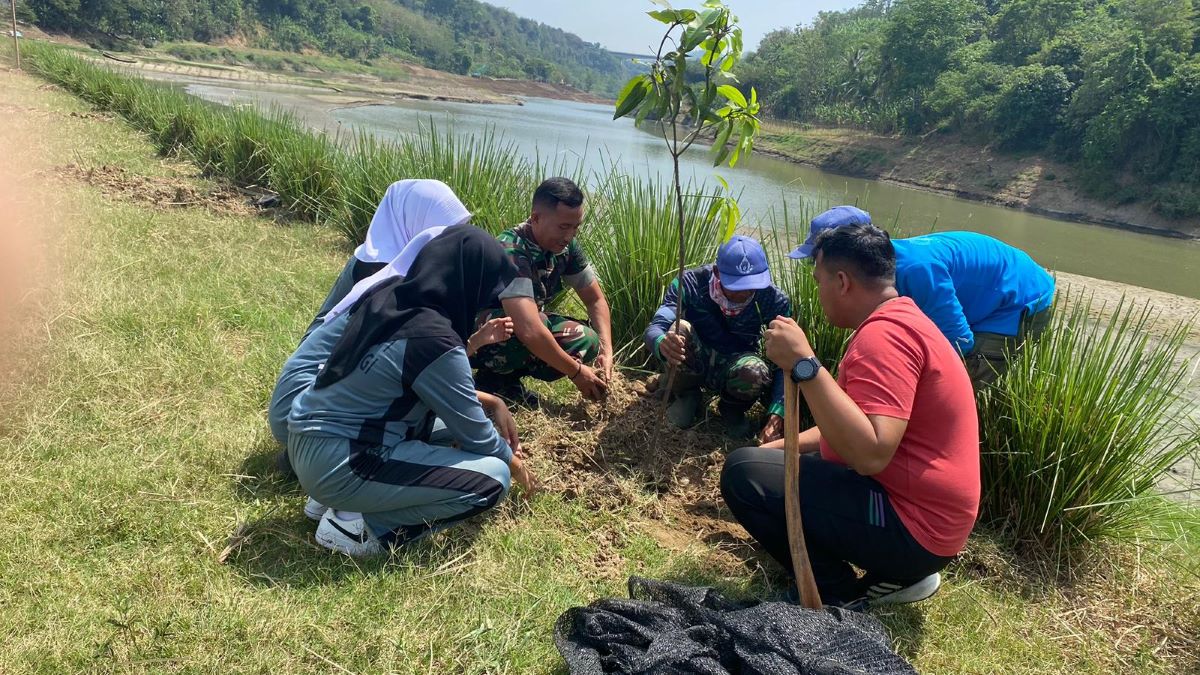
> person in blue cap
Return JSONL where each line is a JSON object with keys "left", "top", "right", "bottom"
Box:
{"left": 791, "top": 206, "right": 1056, "bottom": 388}
{"left": 644, "top": 235, "right": 792, "bottom": 441}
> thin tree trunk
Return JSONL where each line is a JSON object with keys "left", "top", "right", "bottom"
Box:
{"left": 661, "top": 151, "right": 687, "bottom": 403}
{"left": 9, "top": 0, "right": 19, "bottom": 70}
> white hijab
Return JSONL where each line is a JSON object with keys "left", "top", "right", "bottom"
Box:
{"left": 352, "top": 179, "right": 471, "bottom": 264}
{"left": 324, "top": 225, "right": 451, "bottom": 324}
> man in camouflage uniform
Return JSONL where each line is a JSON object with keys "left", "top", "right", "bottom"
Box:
{"left": 645, "top": 235, "right": 791, "bottom": 442}
{"left": 473, "top": 177, "right": 612, "bottom": 404}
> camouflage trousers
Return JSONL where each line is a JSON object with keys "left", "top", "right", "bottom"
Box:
{"left": 472, "top": 309, "right": 600, "bottom": 381}
{"left": 965, "top": 306, "right": 1053, "bottom": 391}
{"left": 661, "top": 320, "right": 772, "bottom": 413}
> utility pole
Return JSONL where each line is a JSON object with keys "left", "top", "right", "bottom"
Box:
{"left": 8, "top": 0, "right": 18, "bottom": 70}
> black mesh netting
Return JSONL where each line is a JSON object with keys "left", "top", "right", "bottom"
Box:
{"left": 554, "top": 577, "right": 916, "bottom": 675}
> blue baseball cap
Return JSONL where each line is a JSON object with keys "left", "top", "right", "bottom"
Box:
{"left": 716, "top": 235, "right": 771, "bottom": 291}
{"left": 788, "top": 205, "right": 873, "bottom": 260}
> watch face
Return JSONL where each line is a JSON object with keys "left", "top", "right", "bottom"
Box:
{"left": 792, "top": 357, "right": 820, "bottom": 379}
{"left": 793, "top": 358, "right": 818, "bottom": 381}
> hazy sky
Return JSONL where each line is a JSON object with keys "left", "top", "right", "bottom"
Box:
{"left": 482, "top": 1, "right": 863, "bottom": 54}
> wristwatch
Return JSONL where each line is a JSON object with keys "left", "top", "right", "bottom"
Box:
{"left": 790, "top": 355, "right": 822, "bottom": 383}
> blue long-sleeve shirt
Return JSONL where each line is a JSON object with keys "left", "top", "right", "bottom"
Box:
{"left": 289, "top": 334, "right": 511, "bottom": 463}
{"left": 644, "top": 265, "right": 792, "bottom": 416}
{"left": 894, "top": 232, "right": 1056, "bottom": 355}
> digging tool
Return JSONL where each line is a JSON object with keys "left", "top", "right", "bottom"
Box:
{"left": 784, "top": 378, "right": 822, "bottom": 609}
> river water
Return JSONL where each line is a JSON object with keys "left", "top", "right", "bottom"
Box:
{"left": 187, "top": 84, "right": 1200, "bottom": 300}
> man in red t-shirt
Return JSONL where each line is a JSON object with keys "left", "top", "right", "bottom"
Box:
{"left": 720, "top": 223, "right": 980, "bottom": 609}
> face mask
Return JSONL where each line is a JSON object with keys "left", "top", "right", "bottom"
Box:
{"left": 709, "top": 267, "right": 753, "bottom": 317}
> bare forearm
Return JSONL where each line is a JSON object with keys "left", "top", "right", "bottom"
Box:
{"left": 763, "top": 425, "right": 821, "bottom": 451}
{"left": 798, "top": 371, "right": 886, "bottom": 472}
{"left": 475, "top": 390, "right": 499, "bottom": 411}
{"left": 587, "top": 296, "right": 612, "bottom": 354}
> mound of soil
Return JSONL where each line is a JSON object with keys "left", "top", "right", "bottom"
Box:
{"left": 518, "top": 374, "right": 761, "bottom": 569}
{"left": 54, "top": 163, "right": 262, "bottom": 217}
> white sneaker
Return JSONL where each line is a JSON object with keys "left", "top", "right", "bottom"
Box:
{"left": 866, "top": 572, "right": 942, "bottom": 606}
{"left": 314, "top": 510, "right": 383, "bottom": 557}
{"left": 303, "top": 497, "right": 328, "bottom": 522}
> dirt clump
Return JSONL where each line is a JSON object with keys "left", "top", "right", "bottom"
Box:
{"left": 518, "top": 373, "right": 757, "bottom": 569}
{"left": 54, "top": 163, "right": 262, "bottom": 217}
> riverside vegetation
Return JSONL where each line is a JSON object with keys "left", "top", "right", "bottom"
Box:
{"left": 20, "top": 0, "right": 639, "bottom": 93}
{"left": 740, "top": 0, "right": 1200, "bottom": 219}
{"left": 5, "top": 42, "right": 1200, "bottom": 671}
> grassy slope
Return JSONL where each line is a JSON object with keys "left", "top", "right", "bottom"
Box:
{"left": 1, "top": 66, "right": 1197, "bottom": 673}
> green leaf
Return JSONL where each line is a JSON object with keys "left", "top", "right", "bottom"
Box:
{"left": 683, "top": 86, "right": 698, "bottom": 118}
{"left": 696, "top": 8, "right": 724, "bottom": 33}
{"left": 712, "top": 70, "right": 738, "bottom": 86}
{"left": 729, "top": 132, "right": 753, "bottom": 167}
{"left": 705, "top": 193, "right": 723, "bottom": 224}
{"left": 613, "top": 76, "right": 649, "bottom": 120}
{"left": 635, "top": 85, "right": 661, "bottom": 127}
{"left": 713, "top": 143, "right": 731, "bottom": 167}
{"left": 647, "top": 8, "right": 696, "bottom": 24}
{"left": 717, "top": 84, "right": 747, "bottom": 108}
{"left": 681, "top": 26, "right": 704, "bottom": 52}
{"left": 710, "top": 120, "right": 734, "bottom": 166}
{"left": 721, "top": 197, "right": 741, "bottom": 242}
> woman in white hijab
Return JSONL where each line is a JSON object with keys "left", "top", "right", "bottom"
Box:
{"left": 270, "top": 225, "right": 513, "bottom": 470}
{"left": 298, "top": 179, "right": 472, "bottom": 343}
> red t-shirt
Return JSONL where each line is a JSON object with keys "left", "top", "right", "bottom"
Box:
{"left": 819, "top": 297, "right": 980, "bottom": 556}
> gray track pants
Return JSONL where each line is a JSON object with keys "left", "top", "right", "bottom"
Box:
{"left": 289, "top": 431, "right": 511, "bottom": 546}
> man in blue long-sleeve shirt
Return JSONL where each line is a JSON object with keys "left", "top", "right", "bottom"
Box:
{"left": 645, "top": 236, "right": 792, "bottom": 442}
{"left": 790, "top": 206, "right": 1056, "bottom": 388}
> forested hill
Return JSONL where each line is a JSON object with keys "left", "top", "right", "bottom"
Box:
{"left": 21, "top": 0, "right": 640, "bottom": 94}
{"left": 741, "top": 0, "right": 1200, "bottom": 218}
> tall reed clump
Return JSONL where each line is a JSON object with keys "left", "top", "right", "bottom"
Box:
{"left": 583, "top": 169, "right": 726, "bottom": 360}
{"left": 977, "top": 291, "right": 1200, "bottom": 557}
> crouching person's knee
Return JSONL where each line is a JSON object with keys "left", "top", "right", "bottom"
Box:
{"left": 558, "top": 321, "right": 601, "bottom": 364}
{"left": 475, "top": 455, "right": 513, "bottom": 507}
{"left": 722, "top": 355, "right": 772, "bottom": 403}
{"left": 719, "top": 446, "right": 771, "bottom": 508}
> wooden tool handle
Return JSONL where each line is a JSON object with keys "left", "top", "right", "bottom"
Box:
{"left": 784, "top": 378, "right": 823, "bottom": 609}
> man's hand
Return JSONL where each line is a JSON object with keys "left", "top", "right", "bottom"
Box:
{"left": 570, "top": 363, "right": 609, "bottom": 401}
{"left": 759, "top": 414, "right": 784, "bottom": 445}
{"left": 659, "top": 332, "right": 687, "bottom": 367}
{"left": 509, "top": 453, "right": 538, "bottom": 497}
{"left": 593, "top": 345, "right": 614, "bottom": 382}
{"left": 764, "top": 316, "right": 815, "bottom": 371}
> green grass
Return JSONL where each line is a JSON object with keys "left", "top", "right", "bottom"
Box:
{"left": 3, "top": 56, "right": 1200, "bottom": 673}
{"left": 978, "top": 290, "right": 1200, "bottom": 555}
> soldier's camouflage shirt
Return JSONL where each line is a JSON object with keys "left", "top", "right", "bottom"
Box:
{"left": 495, "top": 222, "right": 597, "bottom": 310}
